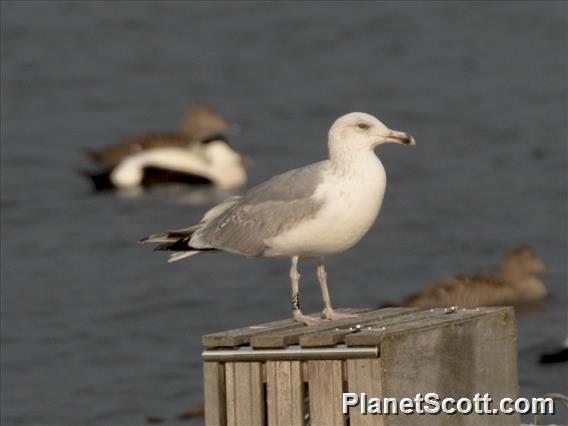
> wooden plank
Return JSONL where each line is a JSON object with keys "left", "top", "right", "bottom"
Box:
{"left": 250, "top": 308, "right": 408, "bottom": 349}
{"left": 266, "top": 361, "right": 304, "bottom": 426}
{"left": 346, "top": 359, "right": 383, "bottom": 426}
{"left": 345, "top": 307, "right": 489, "bottom": 346}
{"left": 225, "top": 362, "right": 265, "bottom": 426}
{"left": 379, "top": 307, "right": 518, "bottom": 426}
{"left": 204, "top": 362, "right": 226, "bottom": 426}
{"left": 308, "top": 360, "right": 346, "bottom": 426}
{"left": 203, "top": 308, "right": 370, "bottom": 348}
{"left": 299, "top": 308, "right": 418, "bottom": 347}
{"left": 203, "top": 317, "right": 303, "bottom": 348}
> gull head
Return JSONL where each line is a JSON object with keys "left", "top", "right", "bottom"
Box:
{"left": 328, "top": 112, "right": 416, "bottom": 153}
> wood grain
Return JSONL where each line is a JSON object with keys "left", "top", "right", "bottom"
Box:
{"left": 225, "top": 362, "right": 265, "bottom": 426}
{"left": 308, "top": 360, "right": 346, "bottom": 426}
{"left": 204, "top": 362, "right": 226, "bottom": 426}
{"left": 266, "top": 361, "right": 305, "bottom": 426}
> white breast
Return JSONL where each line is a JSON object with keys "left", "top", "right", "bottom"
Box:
{"left": 266, "top": 156, "right": 387, "bottom": 257}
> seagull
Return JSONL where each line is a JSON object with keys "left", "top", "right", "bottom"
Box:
{"left": 82, "top": 106, "right": 247, "bottom": 191}
{"left": 140, "top": 112, "right": 415, "bottom": 325}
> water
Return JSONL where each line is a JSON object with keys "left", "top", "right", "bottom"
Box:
{"left": 1, "top": 2, "right": 567, "bottom": 425}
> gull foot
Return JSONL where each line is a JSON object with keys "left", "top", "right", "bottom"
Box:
{"left": 322, "top": 308, "right": 359, "bottom": 321}
{"left": 293, "top": 310, "right": 324, "bottom": 326}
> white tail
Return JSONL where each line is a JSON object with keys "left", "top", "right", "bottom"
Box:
{"left": 168, "top": 251, "right": 200, "bottom": 263}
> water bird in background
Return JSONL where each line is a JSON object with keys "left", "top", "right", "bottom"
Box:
{"left": 402, "top": 246, "right": 548, "bottom": 308}
{"left": 82, "top": 107, "right": 247, "bottom": 191}
{"left": 540, "top": 336, "right": 568, "bottom": 364}
{"left": 141, "top": 112, "right": 415, "bottom": 325}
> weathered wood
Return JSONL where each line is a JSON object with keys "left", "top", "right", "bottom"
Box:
{"left": 204, "top": 362, "right": 226, "bottom": 426}
{"left": 299, "top": 308, "right": 419, "bottom": 348}
{"left": 308, "top": 360, "right": 346, "bottom": 426}
{"left": 225, "top": 362, "right": 265, "bottom": 426}
{"left": 266, "top": 361, "right": 305, "bottom": 426}
{"left": 203, "top": 316, "right": 302, "bottom": 348}
{"left": 379, "top": 307, "right": 518, "bottom": 426}
{"left": 202, "top": 307, "right": 518, "bottom": 426}
{"left": 204, "top": 308, "right": 370, "bottom": 348}
{"left": 345, "top": 307, "right": 503, "bottom": 346}
{"left": 347, "top": 358, "right": 383, "bottom": 426}
{"left": 249, "top": 308, "right": 376, "bottom": 349}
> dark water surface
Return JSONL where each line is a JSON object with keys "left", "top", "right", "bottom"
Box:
{"left": 1, "top": 2, "right": 567, "bottom": 425}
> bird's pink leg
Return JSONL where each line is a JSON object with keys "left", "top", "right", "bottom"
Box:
{"left": 290, "top": 256, "right": 323, "bottom": 326}
{"left": 317, "top": 257, "right": 359, "bottom": 321}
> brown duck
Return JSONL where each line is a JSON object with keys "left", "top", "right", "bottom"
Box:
{"left": 403, "top": 246, "right": 547, "bottom": 308}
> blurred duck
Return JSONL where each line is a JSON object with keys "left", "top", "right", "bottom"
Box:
{"left": 540, "top": 336, "right": 568, "bottom": 364}
{"left": 82, "top": 107, "right": 247, "bottom": 191}
{"left": 403, "top": 246, "right": 547, "bottom": 308}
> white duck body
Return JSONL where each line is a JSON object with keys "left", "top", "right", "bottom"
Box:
{"left": 110, "top": 141, "right": 247, "bottom": 190}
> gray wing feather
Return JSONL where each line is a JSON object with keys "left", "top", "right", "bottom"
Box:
{"left": 191, "top": 162, "right": 327, "bottom": 256}
{"left": 243, "top": 162, "right": 325, "bottom": 203}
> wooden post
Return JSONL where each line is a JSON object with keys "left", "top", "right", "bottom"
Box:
{"left": 266, "top": 361, "right": 304, "bottom": 426}
{"left": 202, "top": 307, "right": 518, "bottom": 426}
{"left": 347, "top": 358, "right": 383, "bottom": 426}
{"left": 225, "top": 362, "right": 265, "bottom": 426}
{"left": 204, "top": 362, "right": 226, "bottom": 426}
{"left": 308, "top": 360, "right": 346, "bottom": 426}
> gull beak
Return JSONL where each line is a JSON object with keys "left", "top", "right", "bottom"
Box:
{"left": 383, "top": 129, "right": 416, "bottom": 145}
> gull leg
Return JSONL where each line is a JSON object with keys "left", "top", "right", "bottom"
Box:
{"left": 317, "top": 257, "right": 359, "bottom": 321}
{"left": 290, "top": 256, "right": 322, "bottom": 326}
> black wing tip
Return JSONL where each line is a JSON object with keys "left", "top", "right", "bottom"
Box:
{"left": 154, "top": 239, "right": 190, "bottom": 251}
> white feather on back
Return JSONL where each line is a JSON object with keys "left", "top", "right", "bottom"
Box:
{"left": 168, "top": 251, "right": 200, "bottom": 263}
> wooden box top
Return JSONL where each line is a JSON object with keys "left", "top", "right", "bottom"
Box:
{"left": 202, "top": 306, "right": 513, "bottom": 351}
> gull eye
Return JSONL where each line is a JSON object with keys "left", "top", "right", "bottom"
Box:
{"left": 357, "top": 123, "right": 369, "bottom": 130}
